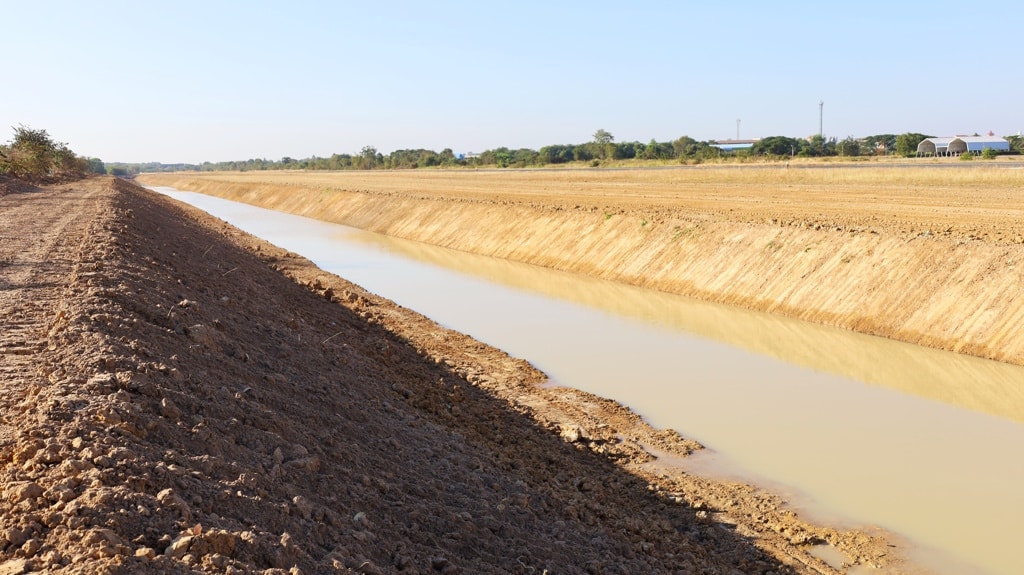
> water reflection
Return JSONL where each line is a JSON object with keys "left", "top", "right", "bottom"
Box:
{"left": 360, "top": 231, "right": 1024, "bottom": 425}
{"left": 152, "top": 187, "right": 1024, "bottom": 575}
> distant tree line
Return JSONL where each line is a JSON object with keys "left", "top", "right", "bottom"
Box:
{"left": 0, "top": 125, "right": 105, "bottom": 181}
{"left": 107, "top": 129, "right": 1024, "bottom": 175}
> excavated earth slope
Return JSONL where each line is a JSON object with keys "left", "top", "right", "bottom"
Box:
{"left": 138, "top": 168, "right": 1024, "bottom": 366}
{"left": 0, "top": 177, "right": 905, "bottom": 573}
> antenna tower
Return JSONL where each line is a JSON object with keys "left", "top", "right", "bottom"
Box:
{"left": 819, "top": 101, "right": 824, "bottom": 138}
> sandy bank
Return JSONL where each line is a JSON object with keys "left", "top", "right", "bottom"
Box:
{"left": 139, "top": 170, "right": 1024, "bottom": 366}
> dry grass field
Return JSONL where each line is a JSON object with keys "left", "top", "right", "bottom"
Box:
{"left": 139, "top": 164, "right": 1024, "bottom": 365}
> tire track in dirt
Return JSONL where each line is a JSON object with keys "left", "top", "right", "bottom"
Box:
{"left": 0, "top": 181, "right": 107, "bottom": 439}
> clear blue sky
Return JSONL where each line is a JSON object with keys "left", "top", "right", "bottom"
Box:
{"left": 3, "top": 1, "right": 1021, "bottom": 163}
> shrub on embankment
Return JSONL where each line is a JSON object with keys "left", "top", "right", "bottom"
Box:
{"left": 0, "top": 125, "right": 100, "bottom": 183}
{"left": 137, "top": 173, "right": 1024, "bottom": 367}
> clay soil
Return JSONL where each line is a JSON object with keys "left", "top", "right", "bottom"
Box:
{"left": 0, "top": 176, "right": 911, "bottom": 574}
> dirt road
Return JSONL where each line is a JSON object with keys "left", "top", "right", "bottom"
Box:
{"left": 0, "top": 180, "right": 108, "bottom": 441}
{"left": 0, "top": 177, "right": 908, "bottom": 573}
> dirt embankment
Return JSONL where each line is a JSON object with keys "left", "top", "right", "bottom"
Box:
{"left": 0, "top": 177, "right": 905, "bottom": 573}
{"left": 138, "top": 169, "right": 1024, "bottom": 366}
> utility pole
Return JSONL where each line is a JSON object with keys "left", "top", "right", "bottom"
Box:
{"left": 736, "top": 118, "right": 740, "bottom": 140}
{"left": 819, "top": 100, "right": 824, "bottom": 138}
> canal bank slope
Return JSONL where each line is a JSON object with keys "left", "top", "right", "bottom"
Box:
{"left": 138, "top": 169, "right": 1024, "bottom": 367}
{"left": 0, "top": 177, "right": 904, "bottom": 572}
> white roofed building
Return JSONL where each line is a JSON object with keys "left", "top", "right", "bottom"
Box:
{"left": 917, "top": 136, "right": 1009, "bottom": 156}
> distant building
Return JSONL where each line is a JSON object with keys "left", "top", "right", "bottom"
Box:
{"left": 711, "top": 139, "right": 759, "bottom": 152}
{"left": 917, "top": 136, "right": 1009, "bottom": 156}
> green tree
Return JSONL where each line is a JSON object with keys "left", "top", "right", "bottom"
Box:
{"left": 359, "top": 146, "right": 378, "bottom": 169}
{"left": 539, "top": 145, "right": 574, "bottom": 164}
{"left": 572, "top": 144, "right": 593, "bottom": 162}
{"left": 806, "top": 134, "right": 826, "bottom": 156}
{"left": 439, "top": 148, "right": 456, "bottom": 165}
{"left": 7, "top": 125, "right": 58, "bottom": 177}
{"left": 981, "top": 147, "right": 998, "bottom": 160}
{"left": 1006, "top": 135, "right": 1024, "bottom": 154}
{"left": 862, "top": 134, "right": 897, "bottom": 155}
{"left": 613, "top": 141, "right": 639, "bottom": 160}
{"left": 0, "top": 125, "right": 89, "bottom": 179}
{"left": 53, "top": 143, "right": 86, "bottom": 174}
{"left": 836, "top": 137, "right": 861, "bottom": 157}
{"left": 592, "top": 129, "right": 614, "bottom": 159}
{"left": 639, "top": 139, "right": 674, "bottom": 160}
{"left": 672, "top": 136, "right": 721, "bottom": 160}
{"left": 672, "top": 136, "right": 698, "bottom": 158}
{"left": 493, "top": 148, "right": 511, "bottom": 168}
{"left": 895, "top": 133, "right": 930, "bottom": 157}
{"left": 751, "top": 136, "right": 804, "bottom": 157}
{"left": 512, "top": 148, "right": 539, "bottom": 167}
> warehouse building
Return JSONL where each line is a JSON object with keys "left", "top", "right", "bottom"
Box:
{"left": 917, "top": 136, "right": 1009, "bottom": 156}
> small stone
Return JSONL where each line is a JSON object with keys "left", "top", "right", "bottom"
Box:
{"left": 160, "top": 398, "right": 182, "bottom": 421}
{"left": 292, "top": 496, "right": 312, "bottom": 520}
{"left": 185, "top": 324, "right": 217, "bottom": 347}
{"left": 11, "top": 444, "right": 39, "bottom": 465}
{"left": 164, "top": 535, "right": 193, "bottom": 559}
{"left": 3, "top": 528, "right": 27, "bottom": 548}
{"left": 559, "top": 424, "right": 586, "bottom": 443}
{"left": 280, "top": 532, "right": 296, "bottom": 549}
{"left": 35, "top": 446, "right": 62, "bottom": 464}
{"left": 0, "top": 559, "right": 29, "bottom": 575}
{"left": 81, "top": 528, "right": 124, "bottom": 547}
{"left": 6, "top": 482, "right": 43, "bottom": 503}
{"left": 92, "top": 455, "right": 114, "bottom": 468}
{"left": 135, "top": 547, "right": 156, "bottom": 559}
{"left": 351, "top": 530, "right": 375, "bottom": 543}
{"left": 20, "top": 539, "right": 41, "bottom": 557}
{"left": 156, "top": 488, "right": 192, "bottom": 522}
{"left": 203, "top": 530, "right": 238, "bottom": 556}
{"left": 283, "top": 457, "right": 320, "bottom": 473}
{"left": 356, "top": 561, "right": 382, "bottom": 575}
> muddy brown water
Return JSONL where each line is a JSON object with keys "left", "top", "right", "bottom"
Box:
{"left": 152, "top": 187, "right": 1024, "bottom": 575}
